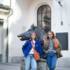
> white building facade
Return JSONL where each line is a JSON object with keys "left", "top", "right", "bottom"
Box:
{"left": 0, "top": 0, "right": 70, "bottom": 63}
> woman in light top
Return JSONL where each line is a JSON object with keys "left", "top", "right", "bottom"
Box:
{"left": 22, "top": 32, "right": 43, "bottom": 70}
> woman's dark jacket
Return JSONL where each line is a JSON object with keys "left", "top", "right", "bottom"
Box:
{"left": 43, "top": 39, "right": 62, "bottom": 58}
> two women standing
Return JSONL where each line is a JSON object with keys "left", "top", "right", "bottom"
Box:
{"left": 22, "top": 31, "right": 62, "bottom": 70}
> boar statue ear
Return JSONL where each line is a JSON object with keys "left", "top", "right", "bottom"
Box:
{"left": 31, "top": 24, "right": 37, "bottom": 30}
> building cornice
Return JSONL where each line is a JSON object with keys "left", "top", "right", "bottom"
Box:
{"left": 0, "top": 4, "right": 11, "bottom": 15}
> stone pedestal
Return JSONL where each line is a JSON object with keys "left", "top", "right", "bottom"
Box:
{"left": 20, "top": 58, "right": 48, "bottom": 70}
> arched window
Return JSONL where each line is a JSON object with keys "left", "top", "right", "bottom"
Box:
{"left": 37, "top": 5, "right": 51, "bottom": 32}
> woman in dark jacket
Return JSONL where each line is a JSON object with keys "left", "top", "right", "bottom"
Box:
{"left": 22, "top": 32, "right": 43, "bottom": 70}
{"left": 43, "top": 31, "right": 62, "bottom": 70}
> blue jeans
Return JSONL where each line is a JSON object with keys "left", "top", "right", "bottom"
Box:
{"left": 24, "top": 54, "right": 37, "bottom": 70}
{"left": 46, "top": 52, "right": 57, "bottom": 70}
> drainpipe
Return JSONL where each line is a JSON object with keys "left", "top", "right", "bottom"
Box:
{"left": 5, "top": 0, "right": 13, "bottom": 63}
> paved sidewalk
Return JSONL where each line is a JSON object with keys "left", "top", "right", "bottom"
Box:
{"left": 56, "top": 57, "right": 70, "bottom": 70}
{"left": 0, "top": 63, "right": 20, "bottom": 70}
{"left": 0, "top": 57, "right": 70, "bottom": 70}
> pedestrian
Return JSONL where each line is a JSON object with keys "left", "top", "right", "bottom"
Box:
{"left": 22, "top": 32, "right": 43, "bottom": 70}
{"left": 43, "top": 31, "right": 62, "bottom": 70}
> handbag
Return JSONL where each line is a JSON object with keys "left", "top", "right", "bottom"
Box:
{"left": 56, "top": 48, "right": 63, "bottom": 58}
{"left": 31, "top": 41, "right": 40, "bottom": 61}
{"left": 34, "top": 50, "right": 40, "bottom": 61}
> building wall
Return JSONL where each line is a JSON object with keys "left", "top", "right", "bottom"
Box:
{"left": 52, "top": 0, "right": 70, "bottom": 57}
{"left": 8, "top": 0, "right": 70, "bottom": 62}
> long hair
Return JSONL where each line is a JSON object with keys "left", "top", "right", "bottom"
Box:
{"left": 47, "top": 31, "right": 55, "bottom": 40}
{"left": 51, "top": 31, "right": 55, "bottom": 39}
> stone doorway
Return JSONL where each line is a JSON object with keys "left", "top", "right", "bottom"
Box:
{"left": 37, "top": 5, "right": 51, "bottom": 32}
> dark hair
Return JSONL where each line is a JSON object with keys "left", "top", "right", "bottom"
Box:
{"left": 47, "top": 31, "right": 55, "bottom": 39}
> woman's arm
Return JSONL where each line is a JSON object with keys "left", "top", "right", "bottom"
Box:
{"left": 35, "top": 40, "right": 44, "bottom": 57}
{"left": 22, "top": 40, "right": 29, "bottom": 50}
